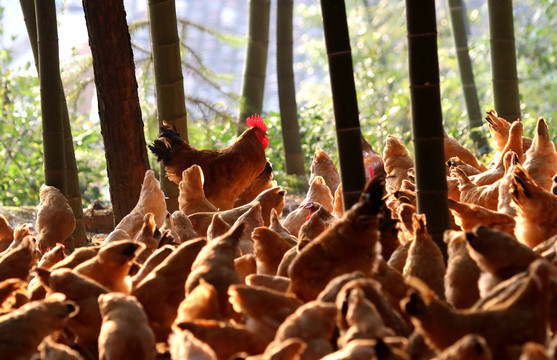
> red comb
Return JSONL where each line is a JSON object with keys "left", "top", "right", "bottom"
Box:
{"left": 246, "top": 114, "right": 267, "bottom": 132}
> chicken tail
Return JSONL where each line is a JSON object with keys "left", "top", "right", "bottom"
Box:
{"left": 510, "top": 165, "right": 533, "bottom": 201}
{"left": 261, "top": 161, "right": 273, "bottom": 175}
{"left": 148, "top": 126, "right": 190, "bottom": 164}
{"left": 357, "top": 174, "right": 386, "bottom": 216}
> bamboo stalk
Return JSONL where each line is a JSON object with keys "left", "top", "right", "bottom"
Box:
{"left": 21, "top": 0, "right": 88, "bottom": 249}
{"left": 487, "top": 0, "right": 521, "bottom": 122}
{"left": 319, "top": 0, "right": 365, "bottom": 210}
{"left": 447, "top": 0, "right": 491, "bottom": 155}
{"left": 236, "top": 0, "right": 271, "bottom": 135}
{"left": 277, "top": 0, "right": 305, "bottom": 176}
{"left": 148, "top": 0, "right": 188, "bottom": 212}
{"left": 35, "top": 0, "right": 66, "bottom": 194}
{"left": 405, "top": 0, "right": 449, "bottom": 259}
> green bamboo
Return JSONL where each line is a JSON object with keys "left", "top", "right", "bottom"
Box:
{"left": 20, "top": 0, "right": 38, "bottom": 67}
{"left": 35, "top": 0, "right": 66, "bottom": 194}
{"left": 277, "top": 0, "right": 305, "bottom": 176}
{"left": 83, "top": 0, "right": 151, "bottom": 224}
{"left": 405, "top": 0, "right": 449, "bottom": 259}
{"left": 447, "top": 0, "right": 491, "bottom": 155}
{"left": 148, "top": 0, "right": 188, "bottom": 213}
{"left": 319, "top": 0, "right": 365, "bottom": 210}
{"left": 487, "top": 0, "right": 521, "bottom": 122}
{"left": 21, "top": 0, "right": 88, "bottom": 249}
{"left": 236, "top": 0, "right": 271, "bottom": 135}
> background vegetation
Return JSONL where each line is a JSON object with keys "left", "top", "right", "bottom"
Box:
{"left": 0, "top": 0, "right": 556, "bottom": 206}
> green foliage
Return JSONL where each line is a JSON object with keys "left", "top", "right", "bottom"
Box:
{"left": 293, "top": 0, "right": 556, "bottom": 158}
{"left": 71, "top": 113, "right": 107, "bottom": 205}
{"left": 0, "top": 62, "right": 43, "bottom": 206}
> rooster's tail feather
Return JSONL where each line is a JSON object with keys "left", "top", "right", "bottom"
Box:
{"left": 148, "top": 126, "right": 189, "bottom": 164}
{"left": 357, "top": 174, "right": 386, "bottom": 216}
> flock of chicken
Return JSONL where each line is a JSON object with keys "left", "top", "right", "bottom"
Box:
{"left": 1, "top": 109, "right": 557, "bottom": 359}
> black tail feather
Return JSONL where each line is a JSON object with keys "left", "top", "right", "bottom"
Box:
{"left": 357, "top": 174, "right": 386, "bottom": 215}
{"left": 148, "top": 126, "right": 187, "bottom": 164}
{"left": 148, "top": 139, "right": 172, "bottom": 164}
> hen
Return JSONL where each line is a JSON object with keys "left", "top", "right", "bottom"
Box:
{"left": 228, "top": 283, "right": 303, "bottom": 343}
{"left": 287, "top": 175, "right": 385, "bottom": 302}
{"left": 267, "top": 300, "right": 338, "bottom": 360}
{"left": 175, "top": 320, "right": 267, "bottom": 360}
{"left": 114, "top": 170, "right": 167, "bottom": 239}
{"left": 511, "top": 164, "right": 557, "bottom": 248}
{"left": 36, "top": 267, "right": 108, "bottom": 358}
{"left": 523, "top": 117, "right": 557, "bottom": 191}
{"left": 35, "top": 185, "right": 76, "bottom": 253}
{"left": 451, "top": 168, "right": 500, "bottom": 211}
{"left": 178, "top": 165, "right": 218, "bottom": 215}
{"left": 444, "top": 131, "right": 487, "bottom": 172}
{"left": 98, "top": 292, "right": 156, "bottom": 360}
{"left": 310, "top": 147, "right": 341, "bottom": 195}
{"left": 402, "top": 214, "right": 446, "bottom": 300}
{"left": 485, "top": 109, "right": 532, "bottom": 155}
{"left": 74, "top": 240, "right": 144, "bottom": 294}
{"left": 150, "top": 114, "right": 269, "bottom": 210}
{"left": 448, "top": 198, "right": 515, "bottom": 236}
{"left": 132, "top": 238, "right": 206, "bottom": 341}
{"left": 361, "top": 134, "right": 386, "bottom": 181}
{"left": 188, "top": 186, "right": 285, "bottom": 236}
{"left": 383, "top": 135, "right": 414, "bottom": 194}
{"left": 443, "top": 230, "right": 481, "bottom": 309}
{"left": 185, "top": 222, "right": 245, "bottom": 320}
{"left": 465, "top": 225, "right": 539, "bottom": 297}
{"left": 0, "top": 293, "right": 78, "bottom": 359}
{"left": 402, "top": 259, "right": 551, "bottom": 359}
{"left": 0, "top": 215, "right": 13, "bottom": 251}
{"left": 336, "top": 286, "right": 394, "bottom": 347}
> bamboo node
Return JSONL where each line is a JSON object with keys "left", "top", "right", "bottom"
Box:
{"left": 150, "top": 0, "right": 173, "bottom": 7}
{"left": 156, "top": 78, "right": 185, "bottom": 88}
{"left": 336, "top": 126, "right": 361, "bottom": 133}
{"left": 407, "top": 32, "right": 437, "bottom": 38}
{"left": 342, "top": 190, "right": 364, "bottom": 195}
{"left": 491, "top": 78, "right": 518, "bottom": 83}
{"left": 327, "top": 49, "right": 352, "bottom": 56}
{"left": 161, "top": 115, "right": 187, "bottom": 124}
{"left": 409, "top": 82, "right": 440, "bottom": 89}
{"left": 152, "top": 41, "right": 181, "bottom": 50}
{"left": 489, "top": 37, "right": 516, "bottom": 42}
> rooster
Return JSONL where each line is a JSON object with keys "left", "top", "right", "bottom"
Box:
{"left": 149, "top": 115, "right": 269, "bottom": 210}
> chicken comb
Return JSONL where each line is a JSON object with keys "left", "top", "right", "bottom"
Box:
{"left": 246, "top": 114, "right": 267, "bottom": 132}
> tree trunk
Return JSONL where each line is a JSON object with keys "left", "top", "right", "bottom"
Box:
{"left": 35, "top": 0, "right": 66, "bottom": 194}
{"left": 277, "top": 0, "right": 305, "bottom": 176}
{"left": 319, "top": 0, "right": 365, "bottom": 210}
{"left": 82, "top": 0, "right": 150, "bottom": 225}
{"left": 487, "top": 0, "right": 521, "bottom": 122}
{"left": 22, "top": 0, "right": 88, "bottom": 249}
{"left": 148, "top": 0, "right": 188, "bottom": 213}
{"left": 447, "top": 0, "right": 491, "bottom": 155}
{"left": 236, "top": 0, "right": 271, "bottom": 135}
{"left": 406, "top": 0, "right": 449, "bottom": 259}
